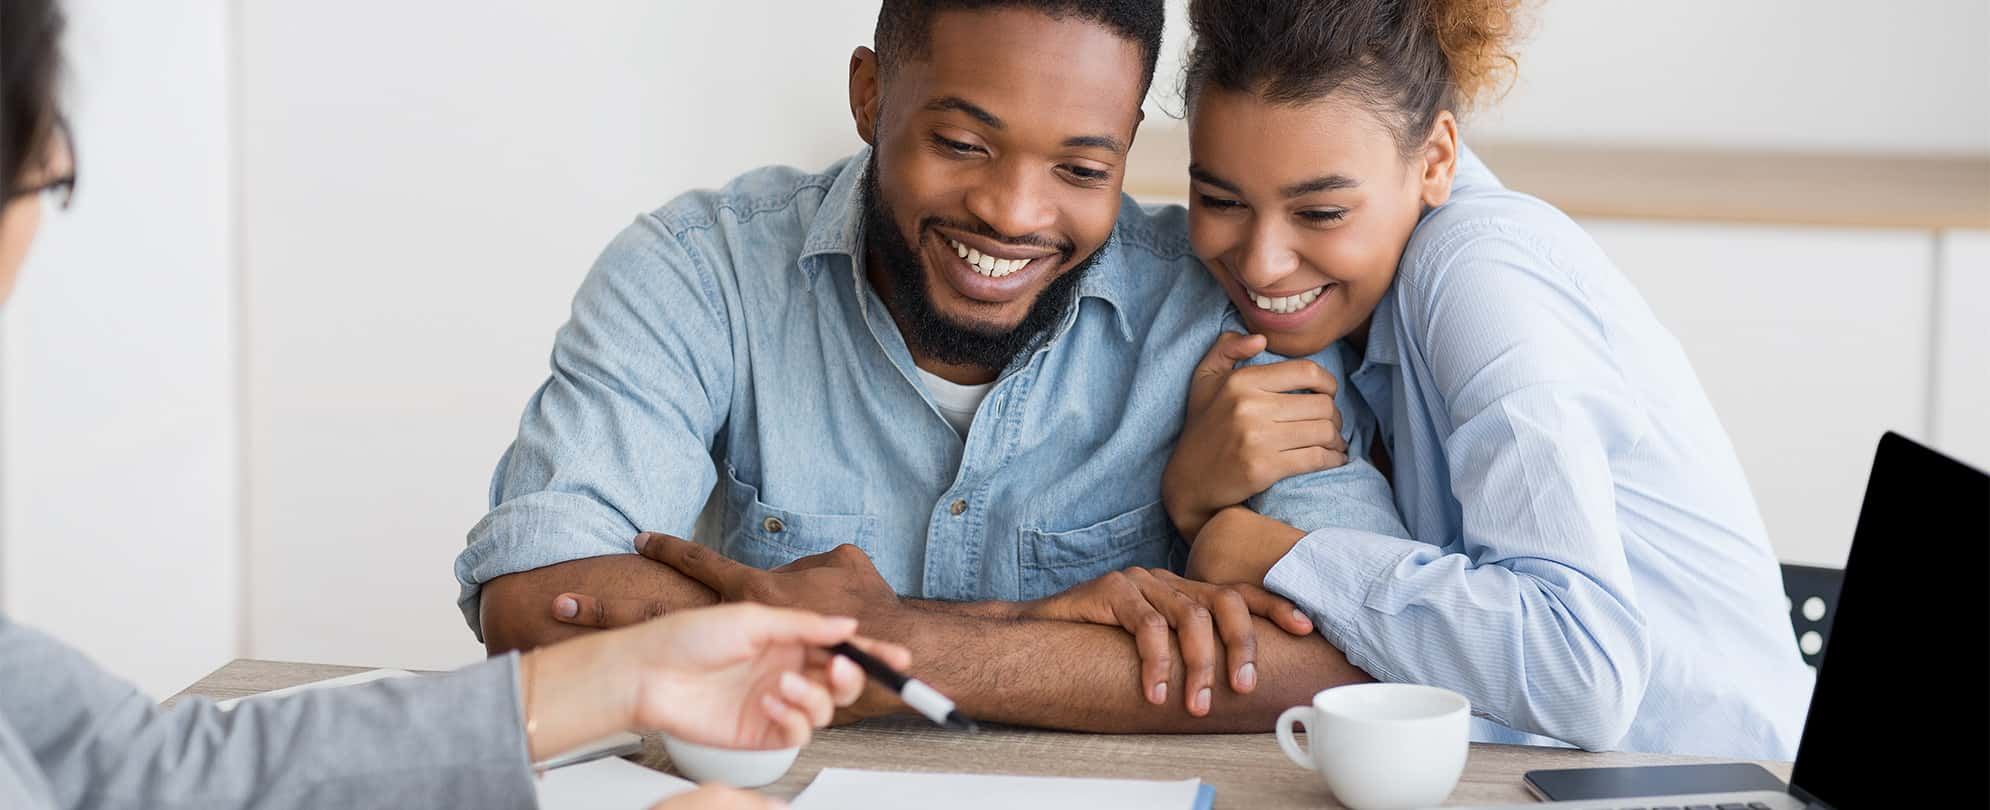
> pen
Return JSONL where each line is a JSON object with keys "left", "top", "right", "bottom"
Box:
{"left": 828, "top": 641, "right": 979, "bottom": 732}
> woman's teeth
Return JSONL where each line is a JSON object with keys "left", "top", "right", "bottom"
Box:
{"left": 1251, "top": 286, "right": 1326, "bottom": 315}
{"left": 950, "top": 238, "right": 1030, "bottom": 278}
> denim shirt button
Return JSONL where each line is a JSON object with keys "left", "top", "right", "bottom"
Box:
{"left": 761, "top": 516, "right": 785, "bottom": 533}
{"left": 948, "top": 499, "right": 967, "bottom": 516}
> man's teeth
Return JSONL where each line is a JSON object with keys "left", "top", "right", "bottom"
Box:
{"left": 1251, "top": 286, "right": 1326, "bottom": 315}
{"left": 950, "top": 238, "right": 1030, "bottom": 278}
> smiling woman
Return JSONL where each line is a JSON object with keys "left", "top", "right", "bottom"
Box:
{"left": 1163, "top": 0, "right": 1817, "bottom": 759}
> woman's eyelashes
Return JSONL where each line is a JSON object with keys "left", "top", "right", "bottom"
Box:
{"left": 1197, "top": 194, "right": 1347, "bottom": 225}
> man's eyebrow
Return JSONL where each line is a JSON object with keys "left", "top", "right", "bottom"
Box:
{"left": 1188, "top": 164, "right": 1240, "bottom": 194}
{"left": 925, "top": 97, "right": 1124, "bottom": 155}
{"left": 1280, "top": 174, "right": 1360, "bottom": 197}
{"left": 925, "top": 96, "right": 1003, "bottom": 129}
{"left": 1062, "top": 134, "right": 1126, "bottom": 155}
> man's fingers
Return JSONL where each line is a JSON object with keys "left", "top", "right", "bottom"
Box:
{"left": 1207, "top": 587, "right": 1259, "bottom": 694}
{"left": 1236, "top": 583, "right": 1315, "bottom": 636}
{"left": 1233, "top": 358, "right": 1339, "bottom": 396}
{"left": 1114, "top": 595, "right": 1174, "bottom": 706}
{"left": 1128, "top": 569, "right": 1215, "bottom": 717}
{"left": 638, "top": 532, "right": 751, "bottom": 595}
{"left": 550, "top": 592, "right": 664, "bottom": 629}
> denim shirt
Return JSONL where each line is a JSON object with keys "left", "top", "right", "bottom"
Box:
{"left": 455, "top": 149, "right": 1406, "bottom": 637}
{"left": 1261, "top": 151, "right": 1814, "bottom": 759}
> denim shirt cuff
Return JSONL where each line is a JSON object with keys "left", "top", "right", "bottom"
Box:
{"left": 1264, "top": 527, "right": 1422, "bottom": 683}
{"left": 455, "top": 492, "right": 640, "bottom": 640}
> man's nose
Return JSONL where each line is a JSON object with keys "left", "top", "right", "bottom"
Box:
{"left": 962, "top": 160, "right": 1058, "bottom": 242}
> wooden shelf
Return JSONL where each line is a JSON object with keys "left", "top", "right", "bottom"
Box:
{"left": 1121, "top": 125, "right": 1990, "bottom": 230}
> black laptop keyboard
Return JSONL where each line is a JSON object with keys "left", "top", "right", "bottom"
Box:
{"left": 1596, "top": 803, "right": 1773, "bottom": 810}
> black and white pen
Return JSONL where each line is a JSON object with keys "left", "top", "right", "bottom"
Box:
{"left": 828, "top": 641, "right": 979, "bottom": 732}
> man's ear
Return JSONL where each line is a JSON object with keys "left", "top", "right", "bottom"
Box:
{"left": 849, "top": 46, "right": 882, "bottom": 146}
{"left": 1418, "top": 110, "right": 1459, "bottom": 209}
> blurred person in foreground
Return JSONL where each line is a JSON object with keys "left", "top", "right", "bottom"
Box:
{"left": 0, "top": 2, "right": 906, "bottom": 808}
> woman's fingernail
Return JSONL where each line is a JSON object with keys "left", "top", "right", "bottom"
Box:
{"left": 1239, "top": 662, "right": 1257, "bottom": 690}
{"left": 553, "top": 597, "right": 577, "bottom": 619}
{"left": 1196, "top": 688, "right": 1212, "bottom": 714}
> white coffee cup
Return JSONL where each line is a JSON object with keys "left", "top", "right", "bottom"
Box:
{"left": 1275, "top": 683, "right": 1471, "bottom": 810}
{"left": 660, "top": 734, "right": 801, "bottom": 788}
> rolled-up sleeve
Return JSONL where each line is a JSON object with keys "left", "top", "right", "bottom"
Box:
{"left": 456, "top": 213, "right": 735, "bottom": 639}
{"left": 1261, "top": 220, "right": 1652, "bottom": 751}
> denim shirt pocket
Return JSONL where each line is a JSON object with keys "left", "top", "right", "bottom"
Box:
{"left": 1018, "top": 500, "right": 1177, "bottom": 601}
{"left": 717, "top": 465, "right": 879, "bottom": 571}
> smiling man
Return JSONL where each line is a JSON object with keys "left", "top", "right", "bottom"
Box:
{"left": 457, "top": 0, "right": 1408, "bottom": 732}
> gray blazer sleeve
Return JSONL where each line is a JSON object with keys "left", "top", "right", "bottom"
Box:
{"left": 0, "top": 614, "right": 539, "bottom": 810}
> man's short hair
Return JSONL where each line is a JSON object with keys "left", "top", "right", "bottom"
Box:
{"left": 874, "top": 0, "right": 1167, "bottom": 97}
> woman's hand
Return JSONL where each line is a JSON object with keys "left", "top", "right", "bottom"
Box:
{"left": 1185, "top": 505, "right": 1310, "bottom": 587}
{"left": 649, "top": 784, "right": 787, "bottom": 810}
{"left": 1020, "top": 567, "right": 1312, "bottom": 716}
{"left": 521, "top": 603, "right": 910, "bottom": 761}
{"left": 1162, "top": 332, "right": 1350, "bottom": 539}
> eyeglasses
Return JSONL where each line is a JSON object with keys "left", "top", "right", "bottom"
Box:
{"left": 6, "top": 118, "right": 76, "bottom": 210}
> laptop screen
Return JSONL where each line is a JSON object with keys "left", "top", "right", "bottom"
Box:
{"left": 1786, "top": 433, "right": 1988, "bottom": 807}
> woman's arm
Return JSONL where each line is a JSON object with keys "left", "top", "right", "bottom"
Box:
{"left": 1251, "top": 224, "right": 1654, "bottom": 751}
{"left": 0, "top": 615, "right": 536, "bottom": 810}
{"left": 0, "top": 605, "right": 883, "bottom": 810}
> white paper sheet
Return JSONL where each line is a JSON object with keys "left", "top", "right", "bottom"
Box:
{"left": 215, "top": 668, "right": 415, "bottom": 710}
{"left": 536, "top": 755, "right": 697, "bottom": 809}
{"left": 791, "top": 768, "right": 1202, "bottom": 810}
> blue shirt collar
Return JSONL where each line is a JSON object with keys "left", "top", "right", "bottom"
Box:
{"left": 797, "top": 149, "right": 1136, "bottom": 342}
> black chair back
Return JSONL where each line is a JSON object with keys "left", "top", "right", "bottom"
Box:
{"left": 1781, "top": 562, "right": 1846, "bottom": 669}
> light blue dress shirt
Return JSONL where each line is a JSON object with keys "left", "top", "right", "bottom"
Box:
{"left": 455, "top": 149, "right": 1402, "bottom": 640}
{"left": 1262, "top": 150, "right": 1815, "bottom": 759}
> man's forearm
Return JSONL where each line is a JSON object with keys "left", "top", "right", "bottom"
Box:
{"left": 478, "top": 555, "right": 719, "bottom": 655}
{"left": 875, "top": 606, "right": 1371, "bottom": 733}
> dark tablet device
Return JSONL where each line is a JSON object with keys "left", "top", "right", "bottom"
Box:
{"left": 1523, "top": 763, "right": 1786, "bottom": 801}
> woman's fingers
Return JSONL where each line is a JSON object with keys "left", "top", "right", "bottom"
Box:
{"left": 760, "top": 692, "right": 815, "bottom": 749}
{"left": 650, "top": 783, "right": 787, "bottom": 810}
{"left": 778, "top": 670, "right": 836, "bottom": 728}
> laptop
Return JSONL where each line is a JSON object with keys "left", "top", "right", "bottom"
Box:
{"left": 1471, "top": 432, "right": 1989, "bottom": 809}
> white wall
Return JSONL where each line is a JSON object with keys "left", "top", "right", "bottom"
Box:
{"left": 238, "top": 2, "right": 883, "bottom": 670}
{"left": 0, "top": 0, "right": 237, "bottom": 698}
{"left": 1473, "top": 0, "right": 1990, "bottom": 155}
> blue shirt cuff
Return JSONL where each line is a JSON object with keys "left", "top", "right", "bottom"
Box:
{"left": 1263, "top": 527, "right": 1423, "bottom": 684}
{"left": 455, "top": 491, "right": 641, "bottom": 640}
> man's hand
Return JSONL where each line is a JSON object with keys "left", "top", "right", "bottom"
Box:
{"left": 1020, "top": 567, "right": 1313, "bottom": 716}
{"left": 1162, "top": 332, "right": 1350, "bottom": 539}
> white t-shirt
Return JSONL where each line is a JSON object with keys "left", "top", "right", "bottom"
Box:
{"left": 916, "top": 368, "right": 995, "bottom": 436}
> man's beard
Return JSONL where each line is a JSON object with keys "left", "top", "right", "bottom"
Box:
{"left": 860, "top": 153, "right": 1102, "bottom": 372}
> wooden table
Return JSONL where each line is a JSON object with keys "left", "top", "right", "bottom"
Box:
{"left": 170, "top": 659, "right": 1793, "bottom": 808}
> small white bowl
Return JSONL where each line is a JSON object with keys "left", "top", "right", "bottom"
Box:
{"left": 660, "top": 734, "right": 801, "bottom": 788}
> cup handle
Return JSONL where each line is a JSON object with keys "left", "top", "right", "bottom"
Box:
{"left": 1275, "top": 706, "right": 1317, "bottom": 771}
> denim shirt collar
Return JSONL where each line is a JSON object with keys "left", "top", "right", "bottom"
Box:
{"left": 796, "top": 148, "right": 1136, "bottom": 342}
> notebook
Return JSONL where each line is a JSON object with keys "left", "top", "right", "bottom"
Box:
{"left": 791, "top": 768, "right": 1214, "bottom": 810}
